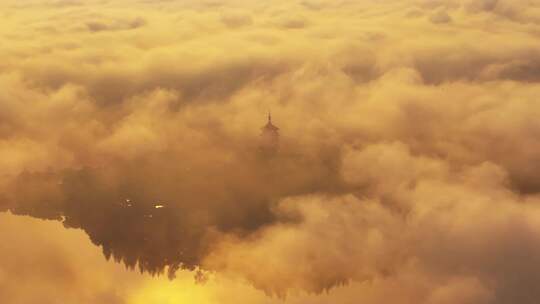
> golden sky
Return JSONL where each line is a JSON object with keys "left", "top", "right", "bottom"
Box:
{"left": 2, "top": 0, "right": 540, "bottom": 303}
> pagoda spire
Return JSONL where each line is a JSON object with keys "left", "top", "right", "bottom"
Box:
{"left": 260, "top": 111, "right": 279, "bottom": 154}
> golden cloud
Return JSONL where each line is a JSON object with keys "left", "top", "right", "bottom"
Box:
{"left": 2, "top": 0, "right": 540, "bottom": 303}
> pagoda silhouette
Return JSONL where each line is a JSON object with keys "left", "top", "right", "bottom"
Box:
{"left": 259, "top": 112, "right": 279, "bottom": 154}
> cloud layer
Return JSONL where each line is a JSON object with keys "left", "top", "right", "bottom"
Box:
{"left": 2, "top": 0, "right": 540, "bottom": 303}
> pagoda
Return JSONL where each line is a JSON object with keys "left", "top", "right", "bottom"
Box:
{"left": 260, "top": 112, "right": 279, "bottom": 153}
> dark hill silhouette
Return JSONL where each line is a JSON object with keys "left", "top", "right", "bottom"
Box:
{"left": 3, "top": 145, "right": 344, "bottom": 279}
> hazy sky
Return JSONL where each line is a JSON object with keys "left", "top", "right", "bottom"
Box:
{"left": 2, "top": 0, "right": 540, "bottom": 303}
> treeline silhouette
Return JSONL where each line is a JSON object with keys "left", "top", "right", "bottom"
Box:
{"left": 2, "top": 148, "right": 343, "bottom": 278}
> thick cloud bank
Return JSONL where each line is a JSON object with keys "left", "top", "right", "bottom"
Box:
{"left": 2, "top": 0, "right": 540, "bottom": 302}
